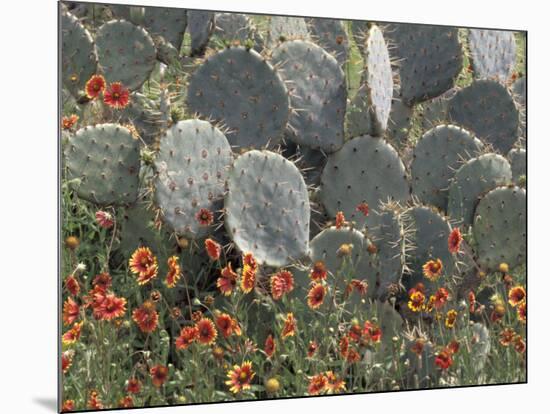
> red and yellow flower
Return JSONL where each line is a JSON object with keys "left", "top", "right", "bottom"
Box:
{"left": 62, "top": 350, "right": 74, "bottom": 374}
{"left": 87, "top": 390, "right": 103, "bottom": 410}
{"left": 63, "top": 297, "right": 80, "bottom": 326}
{"left": 226, "top": 361, "right": 255, "bottom": 393}
{"left": 335, "top": 211, "right": 346, "bottom": 229}
{"left": 85, "top": 74, "right": 106, "bottom": 99}
{"left": 445, "top": 309, "right": 458, "bottom": 328}
{"left": 508, "top": 285, "right": 526, "bottom": 307}
{"left": 433, "top": 287, "right": 450, "bottom": 310}
{"left": 103, "top": 82, "right": 130, "bottom": 109}
{"left": 165, "top": 255, "right": 181, "bottom": 288}
{"left": 196, "top": 207, "right": 214, "bottom": 226}
{"left": 422, "top": 258, "right": 443, "bottom": 281}
{"left": 132, "top": 301, "right": 159, "bottom": 333}
{"left": 435, "top": 348, "right": 453, "bottom": 370}
{"left": 240, "top": 252, "right": 257, "bottom": 293}
{"left": 217, "top": 262, "right": 237, "bottom": 295}
{"left": 517, "top": 301, "right": 526, "bottom": 323}
{"left": 205, "top": 238, "right": 221, "bottom": 261}
{"left": 281, "top": 312, "right": 296, "bottom": 339}
{"left": 308, "top": 373, "right": 328, "bottom": 395}
{"left": 499, "top": 328, "right": 516, "bottom": 346}
{"left": 215, "top": 313, "right": 241, "bottom": 338}
{"left": 325, "top": 371, "right": 346, "bottom": 394}
{"left": 448, "top": 227, "right": 463, "bottom": 254}
{"left": 195, "top": 317, "right": 217, "bottom": 345}
{"left": 150, "top": 364, "right": 169, "bottom": 387}
{"left": 270, "top": 270, "right": 295, "bottom": 300}
{"left": 307, "top": 283, "right": 327, "bottom": 309}
{"left": 129, "top": 247, "right": 158, "bottom": 285}
{"left": 356, "top": 202, "right": 369, "bottom": 217}
{"left": 265, "top": 334, "right": 276, "bottom": 358}
{"left": 127, "top": 378, "right": 142, "bottom": 394}
{"left": 175, "top": 326, "right": 198, "bottom": 350}
{"left": 408, "top": 290, "right": 426, "bottom": 312}
{"left": 62, "top": 114, "right": 79, "bottom": 130}
{"left": 65, "top": 275, "right": 80, "bottom": 296}
{"left": 363, "top": 320, "right": 382, "bottom": 343}
{"left": 96, "top": 292, "right": 127, "bottom": 321}
{"left": 62, "top": 321, "right": 84, "bottom": 345}
{"left": 310, "top": 260, "right": 327, "bottom": 282}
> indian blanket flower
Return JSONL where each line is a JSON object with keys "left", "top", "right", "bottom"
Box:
{"left": 433, "top": 287, "right": 450, "bottom": 310}
{"left": 95, "top": 210, "right": 114, "bottom": 229}
{"left": 335, "top": 211, "right": 345, "bottom": 229}
{"left": 445, "top": 309, "right": 458, "bottom": 328}
{"left": 62, "top": 321, "right": 83, "bottom": 345}
{"left": 62, "top": 350, "right": 74, "bottom": 374}
{"left": 346, "top": 279, "right": 369, "bottom": 297}
{"left": 339, "top": 335, "right": 350, "bottom": 358}
{"left": 132, "top": 301, "right": 159, "bottom": 333}
{"left": 240, "top": 252, "right": 257, "bottom": 293}
{"left": 508, "top": 285, "right": 526, "bottom": 307}
{"left": 447, "top": 340, "right": 460, "bottom": 354}
{"left": 265, "top": 334, "right": 276, "bottom": 358}
{"left": 517, "top": 302, "right": 526, "bottom": 323}
{"left": 127, "top": 378, "right": 142, "bottom": 394}
{"left": 435, "top": 348, "right": 453, "bottom": 370}
{"left": 307, "top": 341, "right": 318, "bottom": 358}
{"left": 217, "top": 263, "right": 237, "bottom": 295}
{"left": 195, "top": 318, "right": 217, "bottom": 345}
{"left": 216, "top": 313, "right": 241, "bottom": 338}
{"left": 499, "top": 328, "right": 516, "bottom": 346}
{"left": 85, "top": 74, "right": 106, "bottom": 99}
{"left": 363, "top": 320, "right": 382, "bottom": 343}
{"left": 150, "top": 364, "right": 169, "bottom": 387}
{"left": 468, "top": 291, "right": 476, "bottom": 313}
{"left": 93, "top": 272, "right": 112, "bottom": 290}
{"left": 196, "top": 207, "right": 214, "bottom": 226}
{"left": 307, "top": 283, "right": 327, "bottom": 309}
{"left": 103, "top": 82, "right": 130, "bottom": 109}
{"left": 62, "top": 114, "right": 79, "bottom": 130}
{"left": 96, "top": 292, "right": 127, "bottom": 321}
{"left": 310, "top": 260, "right": 327, "bottom": 282}
{"left": 348, "top": 322, "right": 362, "bottom": 342}
{"left": 87, "top": 390, "right": 103, "bottom": 410}
{"left": 325, "top": 371, "right": 346, "bottom": 394}
{"left": 118, "top": 396, "right": 134, "bottom": 408}
{"left": 308, "top": 373, "right": 328, "bottom": 395}
{"left": 205, "top": 238, "right": 221, "bottom": 261}
{"left": 281, "top": 312, "right": 296, "bottom": 339}
{"left": 63, "top": 297, "right": 80, "bottom": 326}
{"left": 165, "top": 255, "right": 181, "bottom": 288}
{"left": 129, "top": 247, "right": 158, "bottom": 285}
{"left": 422, "top": 258, "right": 443, "bottom": 281}
{"left": 270, "top": 270, "right": 295, "bottom": 300}
{"left": 513, "top": 335, "right": 526, "bottom": 354}
{"left": 65, "top": 275, "right": 80, "bottom": 296}
{"left": 61, "top": 400, "right": 75, "bottom": 412}
{"left": 408, "top": 290, "right": 426, "bottom": 312}
{"left": 356, "top": 202, "right": 369, "bottom": 217}
{"left": 448, "top": 227, "right": 463, "bottom": 254}
{"left": 226, "top": 361, "right": 255, "bottom": 394}
{"left": 175, "top": 326, "right": 198, "bottom": 350}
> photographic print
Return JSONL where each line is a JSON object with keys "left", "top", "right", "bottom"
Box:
{"left": 59, "top": 1, "right": 527, "bottom": 411}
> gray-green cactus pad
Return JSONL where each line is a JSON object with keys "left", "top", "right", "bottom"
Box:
{"left": 186, "top": 47, "right": 290, "bottom": 150}
{"left": 117, "top": 92, "right": 162, "bottom": 145}
{"left": 61, "top": 11, "right": 97, "bottom": 97}
{"left": 95, "top": 20, "right": 157, "bottom": 90}
{"left": 187, "top": 10, "right": 215, "bottom": 56}
{"left": 271, "top": 40, "right": 346, "bottom": 152}
{"left": 448, "top": 153, "right": 512, "bottom": 227}
{"left": 473, "top": 186, "right": 526, "bottom": 270}
{"left": 224, "top": 150, "right": 310, "bottom": 267}
{"left": 213, "top": 13, "right": 263, "bottom": 51}
{"left": 154, "top": 119, "right": 232, "bottom": 238}
{"left": 350, "top": 21, "right": 368, "bottom": 56}
{"left": 411, "top": 125, "right": 483, "bottom": 210}
{"left": 385, "top": 24, "right": 462, "bottom": 105}
{"left": 143, "top": 6, "right": 187, "bottom": 51}
{"left": 448, "top": 79, "right": 519, "bottom": 154}
{"left": 508, "top": 148, "right": 526, "bottom": 185}
{"left": 267, "top": 16, "right": 309, "bottom": 47}
{"left": 387, "top": 96, "right": 413, "bottom": 147}
{"left": 468, "top": 29, "right": 516, "bottom": 82}
{"left": 306, "top": 18, "right": 348, "bottom": 65}
{"left": 320, "top": 136, "right": 410, "bottom": 230}
{"left": 65, "top": 124, "right": 140, "bottom": 205}
{"left": 420, "top": 88, "right": 456, "bottom": 131}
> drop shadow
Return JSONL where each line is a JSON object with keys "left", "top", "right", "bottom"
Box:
{"left": 33, "top": 397, "right": 57, "bottom": 412}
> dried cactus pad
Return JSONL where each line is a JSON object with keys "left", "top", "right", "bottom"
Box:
{"left": 95, "top": 20, "right": 157, "bottom": 91}
{"left": 320, "top": 136, "right": 410, "bottom": 231}
{"left": 225, "top": 150, "right": 310, "bottom": 267}
{"left": 473, "top": 186, "right": 526, "bottom": 270}
{"left": 306, "top": 18, "right": 349, "bottom": 65}
{"left": 65, "top": 124, "right": 140, "bottom": 205}
{"left": 61, "top": 11, "right": 97, "bottom": 97}
{"left": 143, "top": 6, "right": 187, "bottom": 50}
{"left": 155, "top": 120, "right": 232, "bottom": 238}
{"left": 271, "top": 40, "right": 346, "bottom": 152}
{"left": 187, "top": 47, "right": 290, "bottom": 150}
{"left": 385, "top": 24, "right": 462, "bottom": 105}
{"left": 448, "top": 153, "right": 512, "bottom": 227}
{"left": 468, "top": 29, "right": 516, "bottom": 82}
{"left": 448, "top": 79, "right": 519, "bottom": 154}
{"left": 411, "top": 125, "right": 483, "bottom": 210}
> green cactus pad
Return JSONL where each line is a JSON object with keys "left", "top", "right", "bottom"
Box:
{"left": 224, "top": 150, "right": 310, "bottom": 267}
{"left": 267, "top": 16, "right": 309, "bottom": 47}
{"left": 448, "top": 79, "right": 519, "bottom": 154}
{"left": 468, "top": 29, "right": 516, "bottom": 82}
{"left": 385, "top": 24, "right": 462, "bottom": 105}
{"left": 143, "top": 7, "right": 187, "bottom": 51}
{"left": 187, "top": 47, "right": 290, "bottom": 150}
{"left": 95, "top": 19, "right": 157, "bottom": 91}
{"left": 271, "top": 40, "right": 346, "bottom": 152}
{"left": 213, "top": 13, "right": 263, "bottom": 51}
{"left": 387, "top": 96, "right": 413, "bottom": 147}
{"left": 411, "top": 125, "right": 483, "bottom": 210}
{"left": 187, "top": 10, "right": 215, "bottom": 56}
{"left": 61, "top": 11, "right": 98, "bottom": 97}
{"left": 448, "top": 153, "right": 512, "bottom": 227}
{"left": 154, "top": 119, "right": 232, "bottom": 238}
{"left": 473, "top": 185, "right": 526, "bottom": 270}
{"left": 306, "top": 18, "right": 348, "bottom": 65}
{"left": 508, "top": 148, "right": 526, "bottom": 185}
{"left": 319, "top": 136, "right": 410, "bottom": 231}
{"left": 65, "top": 124, "right": 140, "bottom": 205}
{"left": 420, "top": 88, "right": 456, "bottom": 131}
{"left": 117, "top": 92, "right": 162, "bottom": 145}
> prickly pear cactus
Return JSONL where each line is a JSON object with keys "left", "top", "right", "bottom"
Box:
{"left": 143, "top": 7, "right": 187, "bottom": 51}
{"left": 118, "top": 92, "right": 163, "bottom": 145}
{"left": 61, "top": 11, "right": 97, "bottom": 97}
{"left": 473, "top": 185, "right": 526, "bottom": 270}
{"left": 448, "top": 79, "right": 519, "bottom": 154}
{"left": 306, "top": 18, "right": 348, "bottom": 65}
{"left": 384, "top": 24, "right": 462, "bottom": 105}
{"left": 154, "top": 119, "right": 233, "bottom": 238}
{"left": 65, "top": 124, "right": 140, "bottom": 205}
{"left": 267, "top": 16, "right": 309, "bottom": 47}
{"left": 186, "top": 47, "right": 290, "bottom": 150}
{"left": 271, "top": 40, "right": 346, "bottom": 152}
{"left": 387, "top": 96, "right": 413, "bottom": 147}
{"left": 508, "top": 148, "right": 526, "bottom": 186}
{"left": 224, "top": 150, "right": 310, "bottom": 267}
{"left": 512, "top": 76, "right": 526, "bottom": 134}
{"left": 448, "top": 153, "right": 512, "bottom": 227}
{"left": 420, "top": 88, "right": 457, "bottom": 131}
{"left": 320, "top": 136, "right": 410, "bottom": 231}
{"left": 468, "top": 29, "right": 516, "bottom": 82}
{"left": 187, "top": 10, "right": 215, "bottom": 56}
{"left": 213, "top": 13, "right": 263, "bottom": 51}
{"left": 411, "top": 125, "right": 483, "bottom": 210}
{"left": 95, "top": 20, "right": 157, "bottom": 91}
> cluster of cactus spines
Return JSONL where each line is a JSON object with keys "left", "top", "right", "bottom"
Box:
{"left": 468, "top": 29, "right": 517, "bottom": 82}
{"left": 224, "top": 150, "right": 310, "bottom": 267}
{"left": 154, "top": 119, "right": 232, "bottom": 238}
{"left": 411, "top": 125, "right": 484, "bottom": 210}
{"left": 271, "top": 40, "right": 346, "bottom": 152}
{"left": 95, "top": 20, "right": 157, "bottom": 91}
{"left": 186, "top": 47, "right": 290, "bottom": 150}
{"left": 267, "top": 16, "right": 310, "bottom": 47}
{"left": 419, "top": 88, "right": 457, "bottom": 131}
{"left": 508, "top": 148, "right": 526, "bottom": 186}
{"left": 320, "top": 136, "right": 410, "bottom": 231}
{"left": 61, "top": 11, "right": 97, "bottom": 97}
{"left": 447, "top": 153, "right": 512, "bottom": 227}
{"left": 213, "top": 13, "right": 264, "bottom": 52}
{"left": 472, "top": 185, "right": 526, "bottom": 271}
{"left": 448, "top": 79, "right": 520, "bottom": 154}
{"left": 142, "top": 6, "right": 187, "bottom": 52}
{"left": 187, "top": 10, "right": 215, "bottom": 56}
{"left": 306, "top": 18, "right": 349, "bottom": 66}
{"left": 384, "top": 24, "right": 462, "bottom": 105}
{"left": 512, "top": 76, "right": 526, "bottom": 135}
{"left": 65, "top": 124, "right": 141, "bottom": 205}
{"left": 349, "top": 21, "right": 368, "bottom": 56}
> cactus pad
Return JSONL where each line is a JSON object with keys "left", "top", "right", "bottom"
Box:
{"left": 213, "top": 13, "right": 263, "bottom": 51}
{"left": 468, "top": 29, "right": 516, "bottom": 82}
{"left": 267, "top": 16, "right": 309, "bottom": 47}
{"left": 143, "top": 7, "right": 187, "bottom": 51}
{"left": 508, "top": 148, "right": 526, "bottom": 185}
{"left": 420, "top": 88, "right": 456, "bottom": 131}
{"left": 306, "top": 18, "right": 348, "bottom": 65}
{"left": 187, "top": 10, "right": 215, "bottom": 56}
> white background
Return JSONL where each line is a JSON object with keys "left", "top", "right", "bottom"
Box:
{"left": 1, "top": 0, "right": 547, "bottom": 412}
